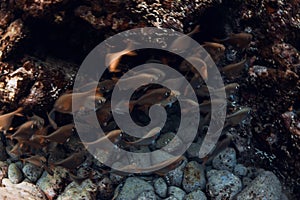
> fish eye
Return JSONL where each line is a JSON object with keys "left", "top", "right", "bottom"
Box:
{"left": 164, "top": 91, "right": 170, "bottom": 97}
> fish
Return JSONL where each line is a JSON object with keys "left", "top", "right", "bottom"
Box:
{"left": 290, "top": 127, "right": 300, "bottom": 136}
{"left": 50, "top": 151, "right": 86, "bottom": 170}
{"left": 117, "top": 73, "right": 159, "bottom": 91}
{"left": 162, "top": 77, "right": 187, "bottom": 92}
{"left": 53, "top": 90, "right": 105, "bottom": 114}
{"left": 96, "top": 101, "right": 112, "bottom": 126}
{"left": 82, "top": 92, "right": 106, "bottom": 113}
{"left": 202, "top": 42, "right": 226, "bottom": 52}
{"left": 21, "top": 155, "right": 54, "bottom": 175}
{"left": 214, "top": 33, "right": 253, "bottom": 49}
{"left": 129, "top": 88, "right": 179, "bottom": 112}
{"left": 114, "top": 155, "right": 184, "bottom": 175}
{"left": 0, "top": 107, "right": 23, "bottom": 134}
{"left": 221, "top": 83, "right": 240, "bottom": 96}
{"left": 125, "top": 127, "right": 161, "bottom": 146}
{"left": 77, "top": 79, "right": 117, "bottom": 93}
{"left": 8, "top": 143, "right": 21, "bottom": 156}
{"left": 199, "top": 99, "right": 227, "bottom": 114}
{"left": 28, "top": 114, "right": 45, "bottom": 125}
{"left": 82, "top": 129, "right": 122, "bottom": 148}
{"left": 7, "top": 118, "right": 44, "bottom": 142}
{"left": 68, "top": 171, "right": 91, "bottom": 185}
{"left": 179, "top": 56, "right": 208, "bottom": 80}
{"left": 37, "top": 124, "right": 74, "bottom": 144}
{"left": 20, "top": 155, "right": 47, "bottom": 167}
{"left": 196, "top": 83, "right": 239, "bottom": 98}
{"left": 180, "top": 99, "right": 200, "bottom": 114}
{"left": 129, "top": 67, "right": 166, "bottom": 80}
{"left": 153, "top": 156, "right": 185, "bottom": 176}
{"left": 202, "top": 134, "right": 233, "bottom": 165}
{"left": 97, "top": 79, "right": 117, "bottom": 93}
{"left": 27, "top": 126, "right": 50, "bottom": 149}
{"left": 106, "top": 41, "right": 137, "bottom": 73}
{"left": 220, "top": 58, "right": 247, "bottom": 79}
{"left": 195, "top": 85, "right": 210, "bottom": 98}
{"left": 169, "top": 25, "right": 200, "bottom": 53}
{"left": 225, "top": 107, "right": 251, "bottom": 127}
{"left": 202, "top": 42, "right": 226, "bottom": 62}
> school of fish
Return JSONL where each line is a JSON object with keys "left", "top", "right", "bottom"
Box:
{"left": 0, "top": 28, "right": 253, "bottom": 177}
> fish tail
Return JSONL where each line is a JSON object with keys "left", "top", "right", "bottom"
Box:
{"left": 48, "top": 163, "right": 56, "bottom": 171}
{"left": 38, "top": 135, "right": 46, "bottom": 144}
{"left": 9, "top": 144, "right": 20, "bottom": 155}
{"left": 47, "top": 111, "right": 58, "bottom": 130}
{"left": 43, "top": 165, "right": 54, "bottom": 176}
{"left": 6, "top": 134, "right": 13, "bottom": 140}
{"left": 212, "top": 37, "right": 228, "bottom": 43}
{"left": 14, "top": 107, "right": 23, "bottom": 116}
{"left": 125, "top": 50, "right": 137, "bottom": 56}
{"left": 190, "top": 25, "right": 200, "bottom": 35}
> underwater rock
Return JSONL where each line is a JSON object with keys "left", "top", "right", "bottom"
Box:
{"left": 15, "top": 0, "right": 66, "bottom": 18}
{"left": 74, "top": 0, "right": 222, "bottom": 32}
{"left": 0, "top": 19, "right": 26, "bottom": 61}
{"left": 182, "top": 161, "right": 206, "bottom": 193}
{"left": 212, "top": 148, "right": 237, "bottom": 171}
{"left": 168, "top": 186, "right": 186, "bottom": 200}
{"left": 242, "top": 177, "right": 253, "bottom": 188}
{"left": 22, "top": 163, "right": 43, "bottom": 183}
{"left": 36, "top": 166, "right": 68, "bottom": 200}
{"left": 164, "top": 160, "right": 186, "bottom": 187}
{"left": 185, "top": 188, "right": 207, "bottom": 200}
{"left": 206, "top": 169, "right": 242, "bottom": 200}
{"left": 8, "top": 162, "right": 23, "bottom": 184}
{"left": 164, "top": 196, "right": 179, "bottom": 200}
{"left": 0, "top": 57, "right": 77, "bottom": 112}
{"left": 272, "top": 42, "right": 300, "bottom": 72}
{"left": 57, "top": 179, "right": 97, "bottom": 200}
{"left": 137, "top": 190, "right": 157, "bottom": 200}
{"left": 186, "top": 143, "right": 201, "bottom": 159}
{"left": 109, "top": 172, "right": 125, "bottom": 185}
{"left": 0, "top": 161, "right": 8, "bottom": 184}
{"left": 0, "top": 178, "right": 47, "bottom": 200}
{"left": 233, "top": 164, "right": 248, "bottom": 177}
{"left": 236, "top": 171, "right": 282, "bottom": 200}
{"left": 97, "top": 176, "right": 114, "bottom": 200}
{"left": 154, "top": 177, "right": 168, "bottom": 198}
{"left": 115, "top": 177, "right": 154, "bottom": 200}
{"left": 156, "top": 132, "right": 183, "bottom": 153}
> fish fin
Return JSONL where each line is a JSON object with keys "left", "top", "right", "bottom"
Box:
{"left": 138, "top": 105, "right": 150, "bottom": 115}
{"left": 47, "top": 111, "right": 58, "bottom": 130}
{"left": 212, "top": 37, "right": 228, "bottom": 43}
{"left": 190, "top": 25, "right": 200, "bottom": 35}
{"left": 37, "top": 135, "right": 46, "bottom": 144}
{"left": 125, "top": 50, "right": 137, "bottom": 56}
{"left": 108, "top": 57, "right": 121, "bottom": 73}
{"left": 14, "top": 107, "right": 24, "bottom": 117}
{"left": 6, "top": 134, "right": 13, "bottom": 140}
